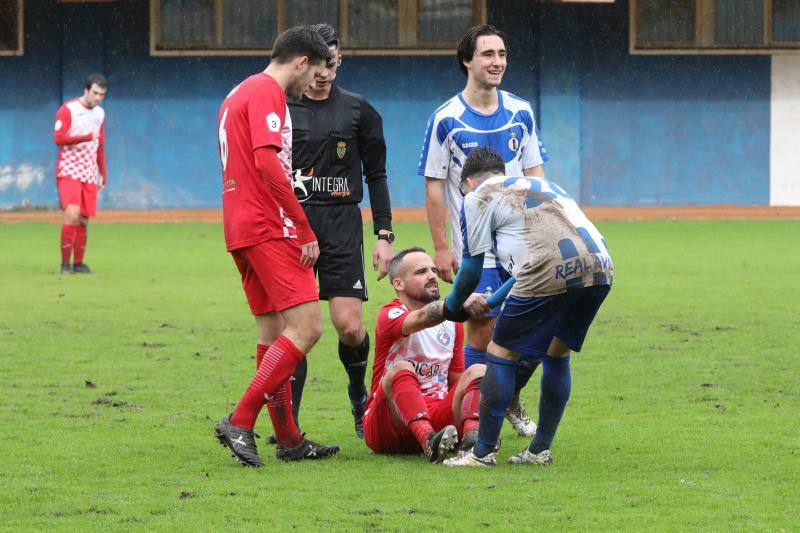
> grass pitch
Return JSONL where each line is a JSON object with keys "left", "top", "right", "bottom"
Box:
{"left": 0, "top": 220, "right": 798, "bottom": 530}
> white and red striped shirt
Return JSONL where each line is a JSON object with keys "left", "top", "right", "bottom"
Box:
{"left": 54, "top": 98, "right": 106, "bottom": 184}
{"left": 368, "top": 299, "right": 465, "bottom": 404}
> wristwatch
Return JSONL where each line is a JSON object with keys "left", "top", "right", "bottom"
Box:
{"left": 377, "top": 231, "right": 395, "bottom": 243}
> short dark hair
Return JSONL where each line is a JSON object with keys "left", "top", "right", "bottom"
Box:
{"left": 85, "top": 73, "right": 107, "bottom": 90}
{"left": 461, "top": 147, "right": 505, "bottom": 183}
{"left": 456, "top": 24, "right": 506, "bottom": 77}
{"left": 388, "top": 246, "right": 427, "bottom": 282}
{"left": 311, "top": 23, "right": 339, "bottom": 48}
{"left": 271, "top": 26, "right": 333, "bottom": 65}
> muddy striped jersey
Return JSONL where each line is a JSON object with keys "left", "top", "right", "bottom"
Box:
{"left": 461, "top": 175, "right": 613, "bottom": 297}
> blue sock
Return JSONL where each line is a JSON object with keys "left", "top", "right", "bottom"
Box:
{"left": 474, "top": 354, "right": 516, "bottom": 458}
{"left": 514, "top": 357, "right": 540, "bottom": 393}
{"left": 529, "top": 356, "right": 571, "bottom": 454}
{"left": 464, "top": 344, "right": 486, "bottom": 367}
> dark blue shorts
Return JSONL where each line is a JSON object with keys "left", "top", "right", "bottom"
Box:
{"left": 477, "top": 267, "right": 511, "bottom": 319}
{"left": 492, "top": 284, "right": 611, "bottom": 361}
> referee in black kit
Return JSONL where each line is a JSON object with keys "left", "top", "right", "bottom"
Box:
{"left": 288, "top": 23, "right": 394, "bottom": 438}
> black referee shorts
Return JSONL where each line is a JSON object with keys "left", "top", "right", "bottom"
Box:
{"left": 304, "top": 203, "right": 367, "bottom": 301}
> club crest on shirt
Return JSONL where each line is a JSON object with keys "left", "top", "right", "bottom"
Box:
{"left": 336, "top": 141, "right": 347, "bottom": 159}
{"left": 508, "top": 131, "right": 520, "bottom": 152}
{"left": 436, "top": 326, "right": 451, "bottom": 346}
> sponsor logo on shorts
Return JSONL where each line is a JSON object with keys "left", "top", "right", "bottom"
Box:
{"left": 353, "top": 280, "right": 363, "bottom": 290}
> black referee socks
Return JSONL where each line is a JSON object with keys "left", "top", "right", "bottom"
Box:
{"left": 339, "top": 333, "right": 370, "bottom": 403}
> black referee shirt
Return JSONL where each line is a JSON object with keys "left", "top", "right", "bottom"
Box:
{"left": 288, "top": 84, "right": 392, "bottom": 233}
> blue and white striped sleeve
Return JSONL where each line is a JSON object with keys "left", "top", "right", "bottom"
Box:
{"left": 417, "top": 111, "right": 450, "bottom": 180}
{"left": 520, "top": 106, "right": 550, "bottom": 169}
{"left": 460, "top": 194, "right": 493, "bottom": 259}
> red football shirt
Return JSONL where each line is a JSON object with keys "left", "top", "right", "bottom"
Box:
{"left": 218, "top": 73, "right": 297, "bottom": 251}
{"left": 368, "top": 299, "right": 465, "bottom": 407}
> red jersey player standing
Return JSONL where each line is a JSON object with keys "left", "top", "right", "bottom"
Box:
{"left": 363, "top": 247, "right": 491, "bottom": 463}
{"left": 54, "top": 73, "right": 108, "bottom": 275}
{"left": 212, "top": 26, "right": 339, "bottom": 467}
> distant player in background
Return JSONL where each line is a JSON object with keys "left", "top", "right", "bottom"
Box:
{"left": 441, "top": 148, "right": 613, "bottom": 467}
{"left": 54, "top": 73, "right": 108, "bottom": 275}
{"left": 212, "top": 27, "right": 339, "bottom": 467}
{"left": 364, "top": 248, "right": 505, "bottom": 462}
{"left": 287, "top": 23, "right": 394, "bottom": 438}
{"left": 418, "top": 25, "right": 550, "bottom": 436}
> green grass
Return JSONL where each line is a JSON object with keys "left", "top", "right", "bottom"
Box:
{"left": 0, "top": 220, "right": 798, "bottom": 531}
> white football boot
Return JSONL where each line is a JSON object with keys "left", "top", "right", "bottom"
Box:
{"left": 505, "top": 398, "right": 537, "bottom": 437}
{"left": 443, "top": 449, "right": 497, "bottom": 467}
{"left": 508, "top": 448, "right": 553, "bottom": 465}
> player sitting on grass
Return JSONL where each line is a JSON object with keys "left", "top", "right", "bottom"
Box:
{"left": 441, "top": 147, "right": 614, "bottom": 467}
{"left": 362, "top": 247, "right": 510, "bottom": 462}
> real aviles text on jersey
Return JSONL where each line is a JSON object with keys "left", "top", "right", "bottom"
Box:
{"left": 461, "top": 175, "right": 614, "bottom": 297}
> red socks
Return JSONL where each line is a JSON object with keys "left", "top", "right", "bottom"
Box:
{"left": 390, "top": 369, "right": 433, "bottom": 449}
{"left": 60, "top": 224, "right": 78, "bottom": 264}
{"left": 460, "top": 377, "right": 482, "bottom": 435}
{"left": 230, "top": 336, "right": 304, "bottom": 431}
{"left": 73, "top": 225, "right": 87, "bottom": 264}
{"left": 256, "top": 343, "right": 268, "bottom": 369}
{"left": 266, "top": 381, "right": 302, "bottom": 447}
{"left": 256, "top": 343, "right": 301, "bottom": 447}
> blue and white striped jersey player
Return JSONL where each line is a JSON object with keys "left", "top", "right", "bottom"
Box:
{"left": 419, "top": 24, "right": 549, "bottom": 438}
{"left": 441, "top": 147, "right": 613, "bottom": 467}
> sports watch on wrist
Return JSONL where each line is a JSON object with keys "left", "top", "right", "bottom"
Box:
{"left": 377, "top": 231, "right": 395, "bottom": 243}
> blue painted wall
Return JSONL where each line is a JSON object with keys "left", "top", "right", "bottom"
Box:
{"left": 0, "top": 0, "right": 771, "bottom": 209}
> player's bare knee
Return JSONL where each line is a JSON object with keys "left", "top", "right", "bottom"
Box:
{"left": 463, "top": 364, "right": 486, "bottom": 381}
{"left": 466, "top": 318, "right": 494, "bottom": 350}
{"left": 336, "top": 321, "right": 365, "bottom": 346}
{"left": 64, "top": 206, "right": 80, "bottom": 225}
{"left": 386, "top": 360, "right": 415, "bottom": 380}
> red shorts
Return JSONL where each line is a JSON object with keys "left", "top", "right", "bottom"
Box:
{"left": 363, "top": 379, "right": 458, "bottom": 455}
{"left": 57, "top": 177, "right": 97, "bottom": 217}
{"left": 231, "top": 238, "right": 318, "bottom": 315}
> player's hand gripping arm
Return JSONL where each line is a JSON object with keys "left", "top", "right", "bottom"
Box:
{"left": 425, "top": 178, "right": 458, "bottom": 283}
{"left": 358, "top": 100, "right": 394, "bottom": 280}
{"left": 400, "top": 293, "right": 488, "bottom": 336}
{"left": 254, "top": 146, "right": 319, "bottom": 267}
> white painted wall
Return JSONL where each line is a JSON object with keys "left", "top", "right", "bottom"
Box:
{"left": 771, "top": 55, "right": 800, "bottom": 206}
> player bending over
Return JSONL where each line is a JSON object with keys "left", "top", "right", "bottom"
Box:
{"left": 441, "top": 148, "right": 613, "bottom": 467}
{"left": 212, "top": 27, "right": 338, "bottom": 467}
{"left": 363, "top": 247, "right": 509, "bottom": 462}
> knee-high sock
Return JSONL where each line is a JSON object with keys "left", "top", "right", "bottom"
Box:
{"left": 290, "top": 357, "right": 307, "bottom": 425}
{"left": 390, "top": 369, "right": 432, "bottom": 449}
{"left": 266, "top": 379, "right": 302, "bottom": 447}
{"left": 514, "top": 358, "right": 540, "bottom": 393}
{"left": 73, "top": 224, "right": 87, "bottom": 264}
{"left": 528, "top": 355, "right": 571, "bottom": 454}
{"left": 60, "top": 224, "right": 78, "bottom": 264}
{"left": 230, "top": 335, "right": 304, "bottom": 431}
{"left": 464, "top": 344, "right": 486, "bottom": 368}
{"left": 339, "top": 333, "right": 369, "bottom": 403}
{"left": 474, "top": 354, "right": 516, "bottom": 458}
{"left": 459, "top": 377, "right": 482, "bottom": 435}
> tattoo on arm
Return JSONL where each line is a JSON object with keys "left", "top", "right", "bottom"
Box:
{"left": 425, "top": 301, "right": 444, "bottom": 324}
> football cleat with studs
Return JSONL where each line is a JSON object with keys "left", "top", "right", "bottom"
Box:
{"left": 508, "top": 448, "right": 553, "bottom": 465}
{"left": 505, "top": 398, "right": 537, "bottom": 437}
{"left": 443, "top": 449, "right": 497, "bottom": 467}
{"left": 426, "top": 425, "right": 459, "bottom": 463}
{"left": 213, "top": 414, "right": 263, "bottom": 467}
{"left": 275, "top": 435, "right": 340, "bottom": 462}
